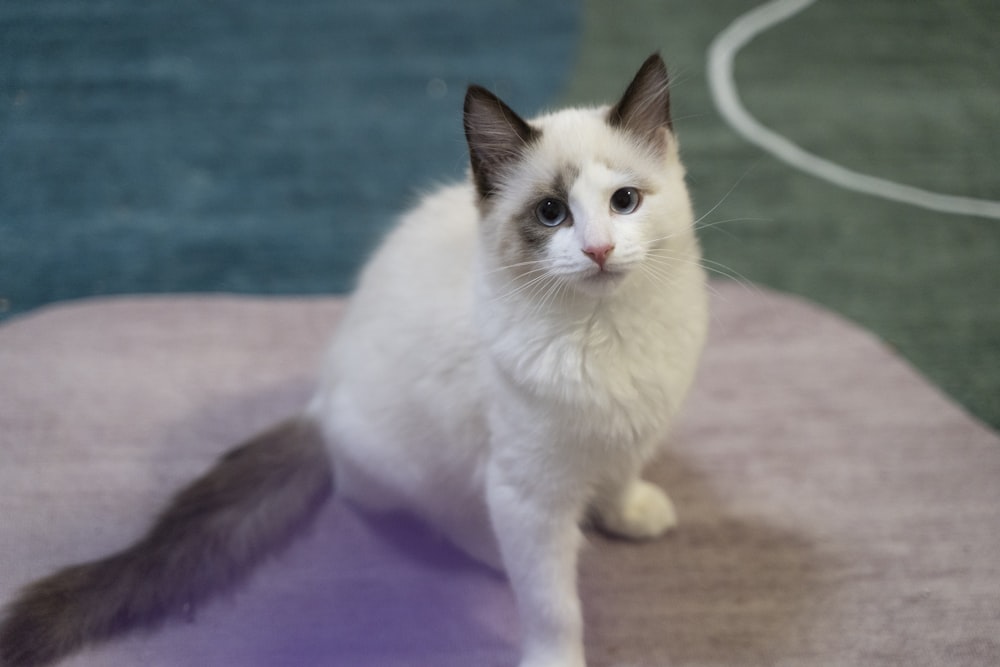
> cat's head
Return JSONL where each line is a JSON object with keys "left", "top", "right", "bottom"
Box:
{"left": 464, "top": 54, "right": 694, "bottom": 299}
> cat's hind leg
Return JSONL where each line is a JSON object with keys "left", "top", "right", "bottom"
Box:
{"left": 590, "top": 477, "right": 677, "bottom": 540}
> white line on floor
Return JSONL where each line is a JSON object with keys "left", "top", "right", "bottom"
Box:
{"left": 706, "top": 0, "right": 1000, "bottom": 220}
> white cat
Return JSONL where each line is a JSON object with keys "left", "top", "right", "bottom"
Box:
{"left": 0, "top": 54, "right": 707, "bottom": 667}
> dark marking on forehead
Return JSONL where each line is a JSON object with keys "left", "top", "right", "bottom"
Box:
{"left": 552, "top": 163, "right": 581, "bottom": 202}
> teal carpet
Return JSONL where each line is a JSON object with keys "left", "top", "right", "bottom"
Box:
{"left": 1, "top": 0, "right": 578, "bottom": 305}
{"left": 2, "top": 0, "right": 998, "bottom": 429}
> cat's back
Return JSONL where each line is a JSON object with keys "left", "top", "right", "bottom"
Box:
{"left": 354, "top": 182, "right": 479, "bottom": 305}
{"left": 321, "top": 179, "right": 483, "bottom": 406}
{"left": 331, "top": 182, "right": 480, "bottom": 346}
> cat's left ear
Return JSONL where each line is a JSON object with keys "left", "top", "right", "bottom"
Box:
{"left": 464, "top": 85, "right": 539, "bottom": 199}
{"left": 607, "top": 53, "right": 673, "bottom": 148}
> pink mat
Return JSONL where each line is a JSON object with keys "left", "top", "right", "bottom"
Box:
{"left": 1, "top": 283, "right": 998, "bottom": 666}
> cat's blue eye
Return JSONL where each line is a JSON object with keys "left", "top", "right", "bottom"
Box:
{"left": 535, "top": 198, "right": 568, "bottom": 227}
{"left": 610, "top": 187, "right": 641, "bottom": 215}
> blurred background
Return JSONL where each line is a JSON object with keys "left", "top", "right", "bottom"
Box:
{"left": 2, "top": 0, "right": 998, "bottom": 427}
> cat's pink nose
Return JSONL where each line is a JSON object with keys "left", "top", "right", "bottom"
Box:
{"left": 582, "top": 244, "right": 615, "bottom": 269}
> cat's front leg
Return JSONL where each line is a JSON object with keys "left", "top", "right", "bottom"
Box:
{"left": 591, "top": 477, "right": 677, "bottom": 541}
{"left": 486, "top": 455, "right": 587, "bottom": 667}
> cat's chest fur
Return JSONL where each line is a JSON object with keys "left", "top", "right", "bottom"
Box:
{"left": 479, "top": 264, "right": 706, "bottom": 452}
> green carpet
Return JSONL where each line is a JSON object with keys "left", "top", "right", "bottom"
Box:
{"left": 564, "top": 0, "right": 1000, "bottom": 429}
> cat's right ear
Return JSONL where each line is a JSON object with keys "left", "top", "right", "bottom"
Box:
{"left": 464, "top": 85, "right": 539, "bottom": 199}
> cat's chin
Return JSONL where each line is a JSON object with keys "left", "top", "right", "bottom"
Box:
{"left": 571, "top": 268, "right": 630, "bottom": 297}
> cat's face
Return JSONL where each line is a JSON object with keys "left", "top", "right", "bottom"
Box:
{"left": 464, "top": 54, "right": 692, "bottom": 299}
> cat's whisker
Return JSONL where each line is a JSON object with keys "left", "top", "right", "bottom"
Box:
{"left": 647, "top": 249, "right": 761, "bottom": 297}
{"left": 636, "top": 255, "right": 690, "bottom": 289}
{"left": 532, "top": 278, "right": 562, "bottom": 318}
{"left": 694, "top": 216, "right": 770, "bottom": 234}
{"left": 503, "top": 278, "right": 553, "bottom": 306}
{"left": 533, "top": 281, "right": 570, "bottom": 320}
{"left": 638, "top": 259, "right": 724, "bottom": 303}
{"left": 485, "top": 258, "right": 550, "bottom": 276}
{"left": 636, "top": 262, "right": 680, "bottom": 290}
{"left": 697, "top": 257, "right": 759, "bottom": 292}
{"left": 645, "top": 230, "right": 680, "bottom": 246}
{"left": 505, "top": 266, "right": 551, "bottom": 286}
{"left": 521, "top": 272, "right": 563, "bottom": 312}
{"left": 668, "top": 112, "right": 708, "bottom": 124}
{"left": 691, "top": 160, "right": 762, "bottom": 228}
{"left": 492, "top": 270, "right": 553, "bottom": 304}
{"left": 693, "top": 216, "right": 771, "bottom": 243}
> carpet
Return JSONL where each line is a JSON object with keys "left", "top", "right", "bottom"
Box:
{"left": 2, "top": 283, "right": 997, "bottom": 666}
{"left": 0, "top": 0, "right": 578, "bottom": 305}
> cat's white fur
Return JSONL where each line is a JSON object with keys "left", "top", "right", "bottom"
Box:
{"left": 308, "top": 58, "right": 707, "bottom": 667}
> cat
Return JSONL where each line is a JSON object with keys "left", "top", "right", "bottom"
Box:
{"left": 0, "top": 53, "right": 707, "bottom": 667}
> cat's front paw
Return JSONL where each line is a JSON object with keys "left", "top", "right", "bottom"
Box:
{"left": 593, "top": 479, "right": 677, "bottom": 540}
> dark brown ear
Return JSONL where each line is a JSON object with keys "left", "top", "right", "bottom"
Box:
{"left": 464, "top": 85, "right": 539, "bottom": 199}
{"left": 607, "top": 53, "right": 672, "bottom": 146}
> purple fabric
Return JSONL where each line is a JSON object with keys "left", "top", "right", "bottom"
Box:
{"left": 1, "top": 285, "right": 998, "bottom": 666}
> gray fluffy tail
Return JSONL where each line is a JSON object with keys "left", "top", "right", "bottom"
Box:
{"left": 0, "top": 416, "right": 333, "bottom": 667}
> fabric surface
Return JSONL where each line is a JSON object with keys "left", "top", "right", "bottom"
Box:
{"left": 0, "top": 0, "right": 579, "bottom": 310}
{"left": 1, "top": 283, "right": 997, "bottom": 667}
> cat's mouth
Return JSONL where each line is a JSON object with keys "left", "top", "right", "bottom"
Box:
{"left": 577, "top": 265, "right": 629, "bottom": 291}
{"left": 587, "top": 267, "right": 623, "bottom": 280}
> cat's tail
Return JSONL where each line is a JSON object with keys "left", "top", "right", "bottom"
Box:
{"left": 0, "top": 415, "right": 333, "bottom": 667}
